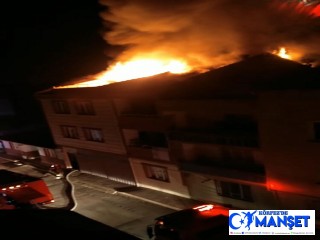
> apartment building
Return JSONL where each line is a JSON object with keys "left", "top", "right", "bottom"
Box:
{"left": 0, "top": 139, "right": 65, "bottom": 169}
{"left": 112, "top": 97, "right": 190, "bottom": 197}
{"left": 35, "top": 86, "right": 136, "bottom": 185}
{"left": 35, "top": 54, "right": 320, "bottom": 212}
{"left": 258, "top": 90, "right": 320, "bottom": 212}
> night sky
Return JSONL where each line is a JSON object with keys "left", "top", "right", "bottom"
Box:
{"left": 4, "top": 0, "right": 110, "bottom": 91}
{"left": 3, "top": 0, "right": 320, "bottom": 92}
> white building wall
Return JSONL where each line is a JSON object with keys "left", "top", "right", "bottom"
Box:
{"left": 184, "top": 172, "right": 277, "bottom": 209}
{"left": 130, "top": 158, "right": 190, "bottom": 198}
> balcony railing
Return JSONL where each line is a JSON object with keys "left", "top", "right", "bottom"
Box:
{"left": 127, "top": 145, "right": 170, "bottom": 161}
{"left": 118, "top": 115, "right": 173, "bottom": 131}
{"left": 169, "top": 130, "right": 259, "bottom": 148}
{"left": 181, "top": 161, "right": 265, "bottom": 183}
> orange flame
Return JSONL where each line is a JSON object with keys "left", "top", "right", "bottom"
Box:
{"left": 273, "top": 47, "right": 292, "bottom": 60}
{"left": 54, "top": 57, "right": 191, "bottom": 89}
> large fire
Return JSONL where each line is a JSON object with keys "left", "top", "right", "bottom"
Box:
{"left": 273, "top": 47, "right": 292, "bottom": 60}
{"left": 55, "top": 47, "right": 295, "bottom": 89}
{"left": 54, "top": 0, "right": 320, "bottom": 89}
{"left": 54, "top": 57, "right": 191, "bottom": 88}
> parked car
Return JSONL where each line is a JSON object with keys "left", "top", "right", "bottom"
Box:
{"left": 146, "top": 204, "right": 229, "bottom": 240}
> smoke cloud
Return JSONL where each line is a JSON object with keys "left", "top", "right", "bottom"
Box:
{"left": 99, "top": 0, "right": 320, "bottom": 69}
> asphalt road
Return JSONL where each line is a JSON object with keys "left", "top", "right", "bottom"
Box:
{"left": 2, "top": 158, "right": 318, "bottom": 240}
{"left": 0, "top": 158, "right": 175, "bottom": 240}
{"left": 69, "top": 174, "right": 176, "bottom": 239}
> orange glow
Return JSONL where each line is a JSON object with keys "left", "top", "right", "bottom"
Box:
{"left": 275, "top": 47, "right": 292, "bottom": 59}
{"left": 310, "top": 4, "right": 320, "bottom": 17}
{"left": 54, "top": 57, "right": 192, "bottom": 89}
{"left": 193, "top": 204, "right": 229, "bottom": 217}
{"left": 274, "top": 1, "right": 320, "bottom": 17}
{"left": 193, "top": 204, "right": 214, "bottom": 212}
{"left": 266, "top": 179, "right": 319, "bottom": 195}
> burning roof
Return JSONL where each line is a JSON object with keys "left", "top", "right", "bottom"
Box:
{"left": 159, "top": 53, "right": 320, "bottom": 99}
{"left": 52, "top": 0, "right": 320, "bottom": 90}
{"left": 38, "top": 54, "right": 320, "bottom": 100}
{"left": 98, "top": 0, "right": 320, "bottom": 71}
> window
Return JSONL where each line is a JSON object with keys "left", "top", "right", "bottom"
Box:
{"left": 220, "top": 148, "right": 254, "bottom": 164}
{"left": 75, "top": 101, "right": 95, "bottom": 115}
{"left": 44, "top": 148, "right": 56, "bottom": 158}
{"left": 52, "top": 100, "right": 70, "bottom": 114}
{"left": 0, "top": 141, "right": 4, "bottom": 152}
{"left": 313, "top": 122, "right": 320, "bottom": 141}
{"left": 9, "top": 142, "right": 18, "bottom": 150}
{"left": 83, "top": 128, "right": 104, "bottom": 142}
{"left": 215, "top": 180, "right": 252, "bottom": 201}
{"left": 223, "top": 114, "right": 257, "bottom": 133}
{"left": 139, "top": 131, "right": 168, "bottom": 148}
{"left": 143, "top": 164, "right": 169, "bottom": 182}
{"left": 122, "top": 100, "right": 156, "bottom": 115}
{"left": 61, "top": 125, "right": 79, "bottom": 139}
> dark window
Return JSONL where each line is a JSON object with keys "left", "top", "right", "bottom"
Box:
{"left": 52, "top": 100, "right": 70, "bottom": 114}
{"left": 223, "top": 114, "right": 257, "bottom": 133}
{"left": 123, "top": 100, "right": 156, "bottom": 115}
{"left": 75, "top": 101, "right": 95, "bottom": 115}
{"left": 83, "top": 128, "right": 104, "bottom": 142}
{"left": 215, "top": 180, "right": 252, "bottom": 201}
{"left": 143, "top": 164, "right": 169, "bottom": 182}
{"left": 139, "top": 131, "right": 168, "bottom": 148}
{"left": 68, "top": 153, "right": 79, "bottom": 170}
{"left": 61, "top": 125, "right": 79, "bottom": 139}
{"left": 313, "top": 122, "right": 320, "bottom": 141}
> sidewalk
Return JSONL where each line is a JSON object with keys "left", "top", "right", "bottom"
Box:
{"left": 0, "top": 153, "right": 61, "bottom": 177}
{"left": 0, "top": 153, "right": 204, "bottom": 211}
{"left": 2, "top": 152, "right": 319, "bottom": 230}
{"left": 66, "top": 170, "right": 205, "bottom": 211}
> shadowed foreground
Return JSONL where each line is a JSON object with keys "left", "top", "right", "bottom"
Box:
{"left": 0, "top": 209, "right": 141, "bottom": 239}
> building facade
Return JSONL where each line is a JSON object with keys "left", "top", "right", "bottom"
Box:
{"left": 34, "top": 55, "right": 320, "bottom": 214}
{"left": 258, "top": 90, "right": 320, "bottom": 213}
{"left": 0, "top": 139, "right": 65, "bottom": 169}
{"left": 37, "top": 90, "right": 135, "bottom": 185}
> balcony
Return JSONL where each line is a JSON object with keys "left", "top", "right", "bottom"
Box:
{"left": 118, "top": 115, "right": 173, "bottom": 131}
{"left": 180, "top": 160, "right": 265, "bottom": 183}
{"left": 127, "top": 146, "right": 170, "bottom": 161}
{"left": 180, "top": 162, "right": 266, "bottom": 183}
{"left": 169, "top": 130, "right": 259, "bottom": 148}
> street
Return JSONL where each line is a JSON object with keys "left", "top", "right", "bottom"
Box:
{"left": 1, "top": 157, "right": 319, "bottom": 240}
{"left": 68, "top": 172, "right": 176, "bottom": 239}
{"left": 0, "top": 158, "right": 175, "bottom": 240}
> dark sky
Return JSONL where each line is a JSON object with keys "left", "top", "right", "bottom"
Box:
{"left": 3, "top": 0, "right": 320, "bottom": 93}
{"left": 4, "top": 0, "right": 110, "bottom": 91}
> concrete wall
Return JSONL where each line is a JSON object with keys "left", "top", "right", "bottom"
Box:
{"left": 184, "top": 172, "right": 277, "bottom": 209}
{"left": 258, "top": 90, "right": 320, "bottom": 198}
{"left": 40, "top": 99, "right": 126, "bottom": 155}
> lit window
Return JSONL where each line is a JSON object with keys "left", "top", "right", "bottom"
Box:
{"left": 52, "top": 100, "right": 70, "bottom": 114}
{"left": 215, "top": 180, "right": 252, "bottom": 201}
{"left": 83, "top": 128, "right": 104, "bottom": 142}
{"left": 143, "top": 164, "right": 169, "bottom": 182}
{"left": 61, "top": 125, "right": 79, "bottom": 139}
{"left": 75, "top": 101, "right": 95, "bottom": 115}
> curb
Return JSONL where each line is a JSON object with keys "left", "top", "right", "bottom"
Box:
{"left": 117, "top": 191, "right": 182, "bottom": 211}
